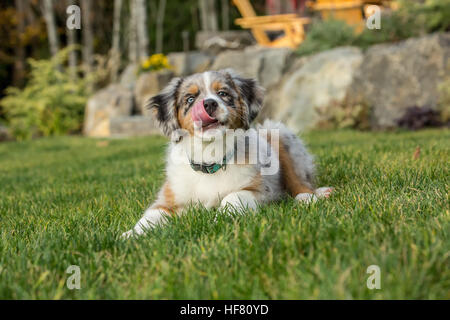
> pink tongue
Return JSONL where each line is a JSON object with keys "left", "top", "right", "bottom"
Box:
{"left": 192, "top": 100, "right": 216, "bottom": 126}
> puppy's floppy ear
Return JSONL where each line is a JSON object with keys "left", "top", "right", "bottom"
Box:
{"left": 221, "top": 68, "right": 265, "bottom": 123}
{"left": 147, "top": 77, "right": 184, "bottom": 141}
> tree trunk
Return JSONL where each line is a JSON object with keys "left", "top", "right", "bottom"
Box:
{"left": 66, "top": 0, "right": 78, "bottom": 79}
{"left": 155, "top": 0, "right": 166, "bottom": 53}
{"left": 42, "top": 0, "right": 60, "bottom": 57}
{"left": 135, "top": 0, "right": 149, "bottom": 60}
{"left": 199, "top": 0, "right": 218, "bottom": 31}
{"left": 182, "top": 30, "right": 189, "bottom": 53}
{"left": 111, "top": 0, "right": 123, "bottom": 82}
{"left": 221, "top": 0, "right": 229, "bottom": 30}
{"left": 13, "top": 0, "right": 26, "bottom": 86}
{"left": 199, "top": 0, "right": 207, "bottom": 31}
{"left": 209, "top": 0, "right": 218, "bottom": 32}
{"left": 81, "top": 0, "right": 94, "bottom": 73}
{"left": 128, "top": 0, "right": 138, "bottom": 64}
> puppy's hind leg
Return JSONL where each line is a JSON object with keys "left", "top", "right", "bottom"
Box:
{"left": 274, "top": 125, "right": 333, "bottom": 203}
{"left": 277, "top": 139, "right": 316, "bottom": 202}
{"left": 295, "top": 187, "right": 333, "bottom": 204}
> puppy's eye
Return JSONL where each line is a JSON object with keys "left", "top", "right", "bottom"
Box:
{"left": 218, "top": 91, "right": 228, "bottom": 97}
{"left": 187, "top": 96, "right": 195, "bottom": 104}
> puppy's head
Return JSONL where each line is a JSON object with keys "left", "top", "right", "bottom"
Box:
{"left": 148, "top": 69, "right": 264, "bottom": 141}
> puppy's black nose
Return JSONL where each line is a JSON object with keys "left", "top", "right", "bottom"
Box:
{"left": 203, "top": 99, "right": 218, "bottom": 116}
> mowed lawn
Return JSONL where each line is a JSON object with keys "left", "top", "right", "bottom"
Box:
{"left": 0, "top": 129, "right": 448, "bottom": 299}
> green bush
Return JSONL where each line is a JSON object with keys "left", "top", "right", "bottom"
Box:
{"left": 297, "top": 19, "right": 356, "bottom": 56}
{"left": 355, "top": 0, "right": 450, "bottom": 49}
{"left": 355, "top": 9, "right": 419, "bottom": 48}
{"left": 298, "top": 0, "right": 450, "bottom": 56}
{"left": 412, "top": 0, "right": 450, "bottom": 32}
{"left": 0, "top": 47, "right": 93, "bottom": 140}
{"left": 315, "top": 97, "right": 371, "bottom": 130}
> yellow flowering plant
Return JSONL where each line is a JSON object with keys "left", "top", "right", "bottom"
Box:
{"left": 140, "top": 54, "right": 172, "bottom": 72}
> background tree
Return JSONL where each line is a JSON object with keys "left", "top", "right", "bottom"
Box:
{"left": 135, "top": 0, "right": 149, "bottom": 60}
{"left": 221, "top": 0, "right": 230, "bottom": 30}
{"left": 65, "top": 0, "right": 78, "bottom": 79}
{"left": 155, "top": 0, "right": 167, "bottom": 53}
{"left": 111, "top": 0, "right": 123, "bottom": 82}
{"left": 13, "top": 0, "right": 25, "bottom": 86}
{"left": 42, "top": 0, "right": 59, "bottom": 57}
{"left": 81, "top": 0, "right": 93, "bottom": 73}
{"left": 128, "top": 0, "right": 138, "bottom": 64}
{"left": 199, "top": 0, "right": 218, "bottom": 31}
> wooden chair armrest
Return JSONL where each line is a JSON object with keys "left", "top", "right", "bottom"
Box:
{"left": 235, "top": 14, "right": 296, "bottom": 23}
{"left": 235, "top": 16, "right": 311, "bottom": 27}
{"left": 311, "top": 1, "right": 363, "bottom": 10}
{"left": 235, "top": 21, "right": 310, "bottom": 30}
{"left": 235, "top": 20, "right": 308, "bottom": 31}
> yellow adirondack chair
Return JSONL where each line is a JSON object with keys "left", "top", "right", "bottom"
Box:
{"left": 311, "top": 0, "right": 364, "bottom": 31}
{"left": 232, "top": 0, "right": 311, "bottom": 48}
{"left": 308, "top": 0, "right": 394, "bottom": 32}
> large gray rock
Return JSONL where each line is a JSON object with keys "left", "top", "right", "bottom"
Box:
{"left": 196, "top": 31, "right": 255, "bottom": 55}
{"left": 134, "top": 70, "right": 174, "bottom": 115}
{"left": 83, "top": 84, "right": 134, "bottom": 137}
{"left": 168, "top": 51, "right": 213, "bottom": 76}
{"left": 265, "top": 47, "right": 363, "bottom": 132}
{"left": 350, "top": 33, "right": 450, "bottom": 128}
{"left": 110, "top": 116, "right": 160, "bottom": 137}
{"left": 168, "top": 52, "right": 189, "bottom": 76}
{"left": 211, "top": 46, "right": 294, "bottom": 88}
{"left": 119, "top": 64, "right": 139, "bottom": 90}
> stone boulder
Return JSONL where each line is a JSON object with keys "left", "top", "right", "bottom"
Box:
{"left": 110, "top": 116, "right": 160, "bottom": 137}
{"left": 350, "top": 33, "right": 450, "bottom": 128}
{"left": 265, "top": 47, "right": 363, "bottom": 132}
{"left": 119, "top": 64, "right": 139, "bottom": 90}
{"left": 196, "top": 31, "right": 255, "bottom": 55}
{"left": 134, "top": 70, "right": 174, "bottom": 115}
{"left": 168, "top": 51, "right": 213, "bottom": 76}
{"left": 211, "top": 46, "right": 294, "bottom": 88}
{"left": 83, "top": 84, "right": 134, "bottom": 137}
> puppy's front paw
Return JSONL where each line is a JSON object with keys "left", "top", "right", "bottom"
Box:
{"left": 220, "top": 191, "right": 258, "bottom": 214}
{"left": 121, "top": 208, "right": 167, "bottom": 239}
{"left": 295, "top": 193, "right": 318, "bottom": 204}
{"left": 315, "top": 187, "right": 333, "bottom": 198}
{"left": 121, "top": 230, "right": 134, "bottom": 239}
{"left": 121, "top": 224, "right": 148, "bottom": 239}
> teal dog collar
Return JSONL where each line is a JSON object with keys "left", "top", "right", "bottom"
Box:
{"left": 189, "top": 155, "right": 228, "bottom": 174}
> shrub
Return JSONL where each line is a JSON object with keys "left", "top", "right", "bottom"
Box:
{"left": 355, "top": 9, "right": 421, "bottom": 49}
{"left": 396, "top": 106, "right": 443, "bottom": 130}
{"left": 297, "top": 19, "right": 356, "bottom": 56}
{"left": 298, "top": 0, "right": 450, "bottom": 56}
{"left": 140, "top": 53, "right": 172, "bottom": 73}
{"left": 411, "top": 0, "right": 450, "bottom": 33}
{"left": 0, "top": 47, "right": 93, "bottom": 140}
{"left": 315, "top": 98, "right": 371, "bottom": 130}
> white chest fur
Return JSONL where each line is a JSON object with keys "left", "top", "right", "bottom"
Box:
{"left": 163, "top": 128, "right": 283, "bottom": 208}
{"left": 166, "top": 159, "right": 258, "bottom": 208}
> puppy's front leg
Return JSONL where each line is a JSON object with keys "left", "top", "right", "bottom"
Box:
{"left": 122, "top": 182, "right": 178, "bottom": 239}
{"left": 121, "top": 207, "right": 171, "bottom": 239}
{"left": 220, "top": 190, "right": 259, "bottom": 214}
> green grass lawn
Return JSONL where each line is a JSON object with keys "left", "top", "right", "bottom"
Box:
{"left": 0, "top": 129, "right": 448, "bottom": 299}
